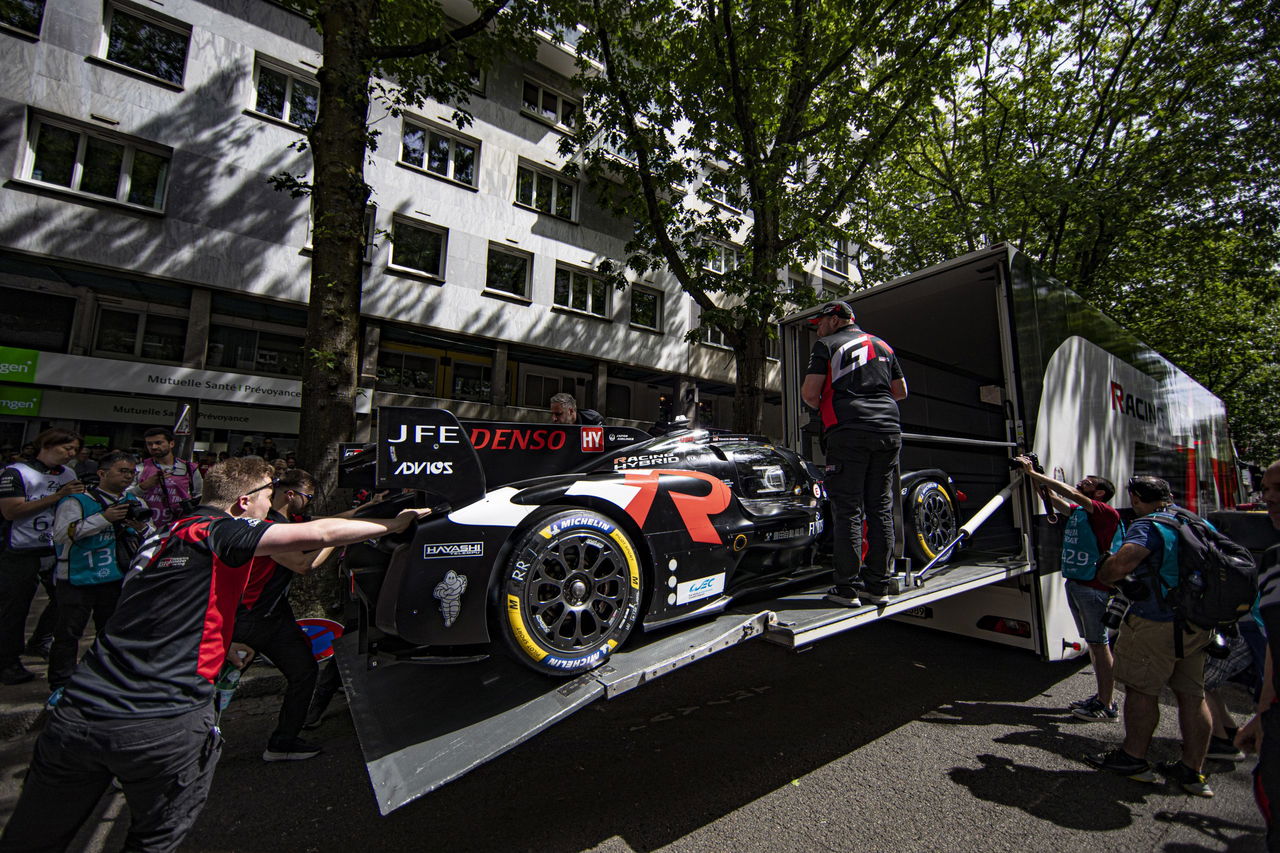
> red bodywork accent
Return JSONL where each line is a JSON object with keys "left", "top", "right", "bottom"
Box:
{"left": 620, "top": 470, "right": 732, "bottom": 544}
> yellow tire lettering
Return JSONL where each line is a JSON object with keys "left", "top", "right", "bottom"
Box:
{"left": 506, "top": 594, "right": 548, "bottom": 661}
{"left": 609, "top": 528, "right": 641, "bottom": 590}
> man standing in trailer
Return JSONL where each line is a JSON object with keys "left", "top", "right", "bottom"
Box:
{"left": 802, "top": 301, "right": 908, "bottom": 609}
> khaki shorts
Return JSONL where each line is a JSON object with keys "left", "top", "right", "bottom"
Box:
{"left": 1113, "top": 614, "right": 1212, "bottom": 698}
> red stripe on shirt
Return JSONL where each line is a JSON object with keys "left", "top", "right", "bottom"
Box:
{"left": 195, "top": 550, "right": 255, "bottom": 681}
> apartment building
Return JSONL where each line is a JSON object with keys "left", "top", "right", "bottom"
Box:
{"left": 0, "top": 0, "right": 851, "bottom": 454}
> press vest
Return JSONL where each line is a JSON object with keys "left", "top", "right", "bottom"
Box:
{"left": 1060, "top": 506, "right": 1125, "bottom": 581}
{"left": 139, "top": 457, "right": 196, "bottom": 528}
{"left": 3, "top": 462, "right": 78, "bottom": 553}
{"left": 58, "top": 491, "right": 144, "bottom": 586}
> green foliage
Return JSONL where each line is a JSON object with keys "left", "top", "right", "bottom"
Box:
{"left": 861, "top": 0, "right": 1280, "bottom": 460}
{"left": 567, "top": 0, "right": 988, "bottom": 428}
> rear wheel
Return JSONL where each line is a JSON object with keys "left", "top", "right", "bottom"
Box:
{"left": 499, "top": 509, "right": 642, "bottom": 676}
{"left": 904, "top": 480, "right": 957, "bottom": 567}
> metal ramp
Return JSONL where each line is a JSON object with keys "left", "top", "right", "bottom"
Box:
{"left": 336, "top": 555, "right": 1029, "bottom": 816}
{"left": 756, "top": 556, "right": 1033, "bottom": 647}
{"left": 336, "top": 609, "right": 773, "bottom": 815}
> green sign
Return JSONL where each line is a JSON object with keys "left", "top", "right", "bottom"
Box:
{"left": 0, "top": 347, "right": 39, "bottom": 384}
{"left": 0, "top": 386, "right": 42, "bottom": 416}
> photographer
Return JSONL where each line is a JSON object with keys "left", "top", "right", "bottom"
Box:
{"left": 1014, "top": 457, "right": 1121, "bottom": 721}
{"left": 132, "top": 427, "right": 201, "bottom": 530}
{"left": 48, "top": 452, "right": 150, "bottom": 700}
{"left": 1086, "top": 475, "right": 1215, "bottom": 797}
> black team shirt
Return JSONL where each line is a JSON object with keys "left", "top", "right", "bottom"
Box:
{"left": 806, "top": 324, "right": 903, "bottom": 434}
{"left": 62, "top": 508, "right": 273, "bottom": 718}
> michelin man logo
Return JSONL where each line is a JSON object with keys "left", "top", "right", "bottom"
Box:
{"left": 433, "top": 569, "right": 469, "bottom": 628}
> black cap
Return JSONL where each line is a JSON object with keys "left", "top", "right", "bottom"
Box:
{"left": 808, "top": 301, "right": 854, "bottom": 325}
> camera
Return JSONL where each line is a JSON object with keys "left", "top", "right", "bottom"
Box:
{"left": 1113, "top": 574, "right": 1149, "bottom": 602}
{"left": 123, "top": 502, "right": 153, "bottom": 523}
{"left": 1102, "top": 595, "right": 1129, "bottom": 630}
{"left": 1008, "top": 452, "right": 1044, "bottom": 473}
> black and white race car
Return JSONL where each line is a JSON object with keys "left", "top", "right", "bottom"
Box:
{"left": 341, "top": 407, "right": 959, "bottom": 676}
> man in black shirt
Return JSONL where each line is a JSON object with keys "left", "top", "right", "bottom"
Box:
{"left": 0, "top": 458, "right": 430, "bottom": 853}
{"left": 549, "top": 392, "right": 604, "bottom": 426}
{"left": 802, "top": 301, "right": 908, "bottom": 608}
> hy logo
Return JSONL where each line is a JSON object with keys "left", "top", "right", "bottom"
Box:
{"left": 581, "top": 426, "right": 604, "bottom": 452}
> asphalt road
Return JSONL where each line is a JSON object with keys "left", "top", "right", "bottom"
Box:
{"left": 0, "top": 621, "right": 1267, "bottom": 852}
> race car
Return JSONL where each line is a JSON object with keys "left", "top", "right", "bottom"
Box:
{"left": 341, "top": 407, "right": 959, "bottom": 676}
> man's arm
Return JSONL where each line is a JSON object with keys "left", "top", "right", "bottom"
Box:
{"left": 1014, "top": 456, "right": 1094, "bottom": 509}
{"left": 1096, "top": 542, "right": 1151, "bottom": 584}
{"left": 801, "top": 374, "right": 825, "bottom": 410}
{"left": 252, "top": 508, "right": 431, "bottom": 557}
{"left": 0, "top": 481, "right": 84, "bottom": 521}
{"left": 189, "top": 465, "right": 203, "bottom": 500}
{"left": 890, "top": 377, "right": 908, "bottom": 401}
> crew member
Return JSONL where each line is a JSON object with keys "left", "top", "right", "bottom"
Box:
{"left": 47, "top": 451, "right": 149, "bottom": 700}
{"left": 233, "top": 469, "right": 337, "bottom": 762}
{"left": 549, "top": 392, "right": 604, "bottom": 425}
{"left": 0, "top": 428, "right": 83, "bottom": 686}
{"left": 1087, "top": 475, "right": 1214, "bottom": 797}
{"left": 1015, "top": 459, "right": 1121, "bottom": 721}
{"left": 0, "top": 457, "right": 431, "bottom": 852}
{"left": 133, "top": 426, "right": 202, "bottom": 530}
{"left": 801, "top": 301, "right": 907, "bottom": 608}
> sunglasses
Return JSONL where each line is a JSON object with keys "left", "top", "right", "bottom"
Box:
{"left": 293, "top": 490, "right": 314, "bottom": 502}
{"left": 244, "top": 478, "right": 278, "bottom": 498}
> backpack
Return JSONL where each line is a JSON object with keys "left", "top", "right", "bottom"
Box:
{"left": 1149, "top": 508, "right": 1258, "bottom": 631}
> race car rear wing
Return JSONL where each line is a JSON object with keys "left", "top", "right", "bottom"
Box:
{"left": 338, "top": 407, "right": 653, "bottom": 506}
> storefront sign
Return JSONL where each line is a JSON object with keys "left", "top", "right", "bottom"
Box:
{"left": 32, "top": 390, "right": 301, "bottom": 433}
{"left": 0, "top": 347, "right": 371, "bottom": 413}
{"left": 0, "top": 386, "right": 42, "bottom": 415}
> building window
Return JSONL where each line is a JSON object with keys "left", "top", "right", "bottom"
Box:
{"left": 401, "top": 122, "right": 477, "bottom": 187}
{"left": 94, "top": 308, "right": 187, "bottom": 362}
{"left": 306, "top": 203, "right": 376, "bottom": 261}
{"left": 103, "top": 6, "right": 189, "bottom": 86}
{"left": 704, "top": 172, "right": 742, "bottom": 211}
{"left": 515, "top": 165, "right": 575, "bottom": 220}
{"left": 821, "top": 239, "right": 852, "bottom": 277}
{"left": 390, "top": 218, "right": 446, "bottom": 279}
{"left": 485, "top": 245, "right": 530, "bottom": 298}
{"left": 704, "top": 243, "right": 743, "bottom": 274}
{"left": 606, "top": 382, "right": 631, "bottom": 419}
{"left": 700, "top": 324, "right": 730, "bottom": 348}
{"left": 2, "top": 0, "right": 45, "bottom": 34}
{"left": 207, "top": 326, "right": 303, "bottom": 377}
{"left": 376, "top": 348, "right": 437, "bottom": 396}
{"left": 27, "top": 117, "right": 170, "bottom": 209}
{"left": 252, "top": 61, "right": 318, "bottom": 129}
{"left": 630, "top": 286, "right": 662, "bottom": 331}
{"left": 521, "top": 80, "right": 577, "bottom": 129}
{"left": 0, "top": 286, "right": 74, "bottom": 351}
{"left": 553, "top": 266, "right": 607, "bottom": 317}
{"left": 452, "top": 362, "right": 491, "bottom": 403}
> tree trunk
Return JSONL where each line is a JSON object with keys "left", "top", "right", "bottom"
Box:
{"left": 292, "top": 0, "right": 375, "bottom": 618}
{"left": 731, "top": 322, "right": 767, "bottom": 435}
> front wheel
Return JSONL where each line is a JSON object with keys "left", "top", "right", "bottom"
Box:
{"left": 499, "top": 509, "right": 643, "bottom": 676}
{"left": 903, "top": 479, "right": 957, "bottom": 567}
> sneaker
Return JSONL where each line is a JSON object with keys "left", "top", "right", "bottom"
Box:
{"left": 1206, "top": 735, "right": 1244, "bottom": 761}
{"left": 0, "top": 664, "right": 35, "bottom": 686}
{"left": 1157, "top": 760, "right": 1214, "bottom": 797}
{"left": 263, "top": 736, "right": 322, "bottom": 762}
{"left": 45, "top": 687, "right": 64, "bottom": 710}
{"left": 1085, "top": 748, "right": 1158, "bottom": 782}
{"left": 1068, "top": 694, "right": 1099, "bottom": 710}
{"left": 823, "top": 587, "right": 861, "bottom": 608}
{"left": 861, "top": 588, "right": 891, "bottom": 606}
{"left": 1071, "top": 696, "right": 1119, "bottom": 721}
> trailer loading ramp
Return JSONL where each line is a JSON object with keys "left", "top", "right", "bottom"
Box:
{"left": 336, "top": 554, "right": 1032, "bottom": 815}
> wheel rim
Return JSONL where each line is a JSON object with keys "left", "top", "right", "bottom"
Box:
{"left": 919, "top": 488, "right": 956, "bottom": 555}
{"left": 521, "top": 531, "right": 630, "bottom": 654}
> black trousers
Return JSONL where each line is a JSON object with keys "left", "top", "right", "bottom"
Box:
{"left": 824, "top": 429, "right": 900, "bottom": 595}
{"left": 0, "top": 552, "right": 56, "bottom": 669}
{"left": 0, "top": 702, "right": 222, "bottom": 853}
{"left": 48, "top": 580, "right": 122, "bottom": 690}
{"left": 232, "top": 603, "right": 317, "bottom": 743}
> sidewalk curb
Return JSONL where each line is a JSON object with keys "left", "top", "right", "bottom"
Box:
{"left": 0, "top": 669, "right": 288, "bottom": 741}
